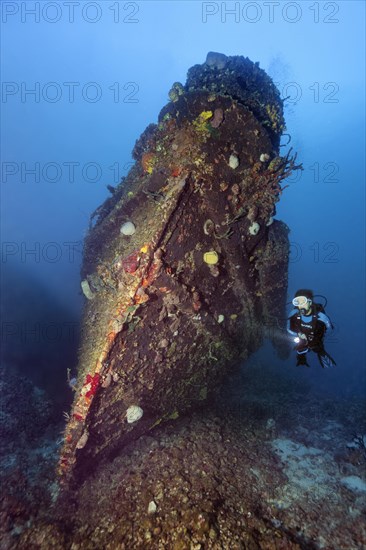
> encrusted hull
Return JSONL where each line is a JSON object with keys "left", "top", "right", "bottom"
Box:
{"left": 58, "top": 53, "right": 300, "bottom": 489}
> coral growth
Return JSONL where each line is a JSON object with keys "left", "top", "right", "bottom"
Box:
{"left": 141, "top": 151, "right": 156, "bottom": 174}
{"left": 192, "top": 110, "right": 213, "bottom": 137}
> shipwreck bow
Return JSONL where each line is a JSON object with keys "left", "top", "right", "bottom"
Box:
{"left": 58, "top": 52, "right": 301, "bottom": 488}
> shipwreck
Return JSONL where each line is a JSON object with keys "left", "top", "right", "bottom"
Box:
{"left": 58, "top": 52, "right": 301, "bottom": 489}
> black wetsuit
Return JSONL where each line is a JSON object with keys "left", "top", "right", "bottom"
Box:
{"left": 287, "top": 307, "right": 335, "bottom": 367}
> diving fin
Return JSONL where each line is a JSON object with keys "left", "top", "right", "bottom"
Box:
{"left": 318, "top": 351, "right": 336, "bottom": 369}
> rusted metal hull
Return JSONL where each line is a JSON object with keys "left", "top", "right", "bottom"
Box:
{"left": 58, "top": 53, "right": 300, "bottom": 489}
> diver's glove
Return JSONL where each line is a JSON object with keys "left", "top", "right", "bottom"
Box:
{"left": 298, "top": 333, "right": 308, "bottom": 342}
{"left": 317, "top": 351, "right": 336, "bottom": 369}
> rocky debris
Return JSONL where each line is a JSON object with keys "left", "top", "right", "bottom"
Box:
{"left": 0, "top": 368, "right": 62, "bottom": 549}
{"left": 2, "top": 362, "right": 365, "bottom": 549}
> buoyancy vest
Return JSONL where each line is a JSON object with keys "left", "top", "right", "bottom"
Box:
{"left": 291, "top": 304, "right": 327, "bottom": 343}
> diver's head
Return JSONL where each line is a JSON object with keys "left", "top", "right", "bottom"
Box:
{"left": 292, "top": 289, "right": 313, "bottom": 314}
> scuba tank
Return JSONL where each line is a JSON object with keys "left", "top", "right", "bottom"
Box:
{"left": 312, "top": 295, "right": 334, "bottom": 328}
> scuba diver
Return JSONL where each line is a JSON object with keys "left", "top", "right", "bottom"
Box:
{"left": 287, "top": 289, "right": 336, "bottom": 368}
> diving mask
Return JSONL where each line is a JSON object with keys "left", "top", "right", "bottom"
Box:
{"left": 292, "top": 296, "right": 310, "bottom": 308}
